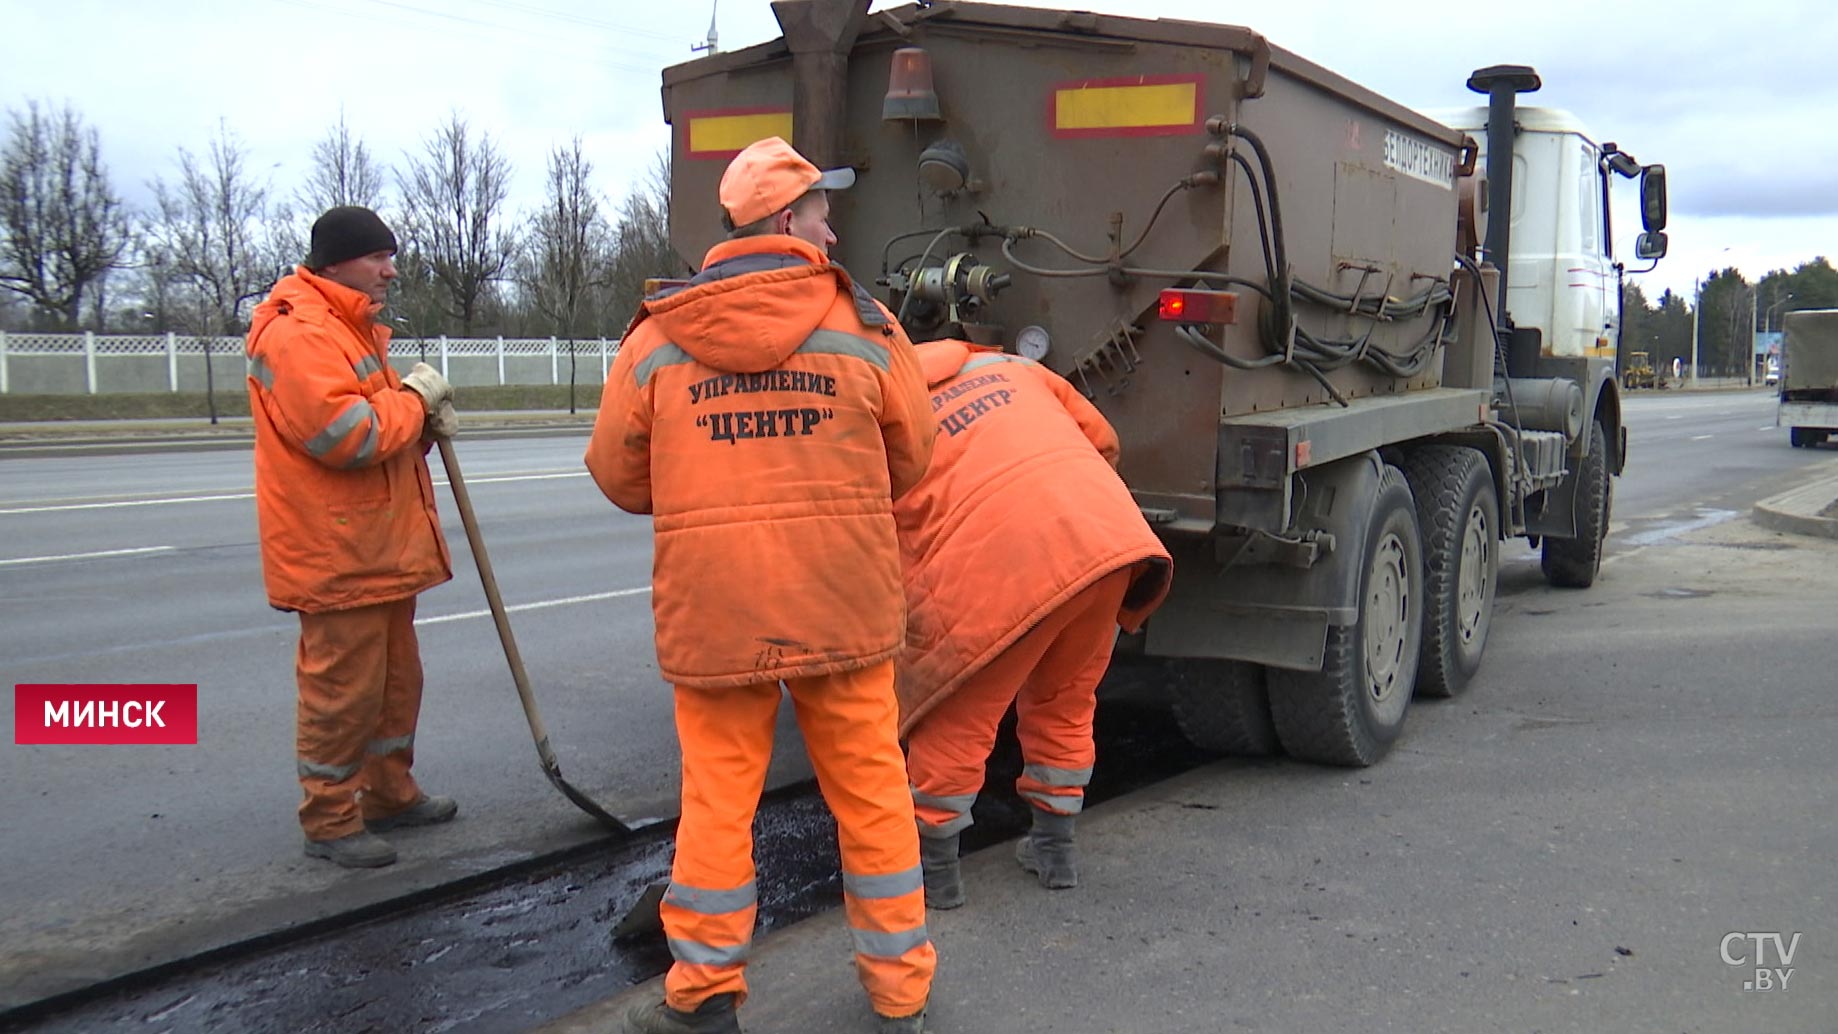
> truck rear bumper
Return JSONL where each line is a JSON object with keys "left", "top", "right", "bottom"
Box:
{"left": 1777, "top": 401, "right": 1838, "bottom": 429}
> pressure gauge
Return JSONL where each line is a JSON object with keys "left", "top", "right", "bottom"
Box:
{"left": 1016, "top": 325, "right": 1051, "bottom": 361}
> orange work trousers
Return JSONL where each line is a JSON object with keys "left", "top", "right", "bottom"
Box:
{"left": 662, "top": 659, "right": 935, "bottom": 1018}
{"left": 906, "top": 568, "right": 1133, "bottom": 836}
{"left": 294, "top": 597, "right": 426, "bottom": 841}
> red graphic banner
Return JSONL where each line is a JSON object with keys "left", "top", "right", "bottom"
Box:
{"left": 15, "top": 684, "right": 199, "bottom": 745}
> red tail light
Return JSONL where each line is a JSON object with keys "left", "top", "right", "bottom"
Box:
{"left": 1157, "top": 288, "right": 1238, "bottom": 324}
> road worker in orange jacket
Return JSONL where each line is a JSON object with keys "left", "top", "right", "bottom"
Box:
{"left": 894, "top": 338, "right": 1172, "bottom": 910}
{"left": 247, "top": 206, "right": 460, "bottom": 870}
{"left": 586, "top": 137, "right": 937, "bottom": 1034}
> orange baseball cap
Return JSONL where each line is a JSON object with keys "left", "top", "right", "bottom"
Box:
{"left": 719, "top": 136, "right": 856, "bottom": 227}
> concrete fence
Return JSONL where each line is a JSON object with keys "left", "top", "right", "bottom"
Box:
{"left": 0, "top": 332, "right": 622, "bottom": 395}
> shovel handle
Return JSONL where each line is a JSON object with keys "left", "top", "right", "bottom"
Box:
{"left": 437, "top": 437, "right": 557, "bottom": 765}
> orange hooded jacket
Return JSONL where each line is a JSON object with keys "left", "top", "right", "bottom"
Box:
{"left": 585, "top": 236, "right": 935, "bottom": 689}
{"left": 894, "top": 339, "right": 1172, "bottom": 733}
{"left": 246, "top": 269, "right": 451, "bottom": 613}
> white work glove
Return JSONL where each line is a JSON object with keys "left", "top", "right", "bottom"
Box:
{"left": 423, "top": 399, "right": 459, "bottom": 440}
{"left": 400, "top": 362, "right": 453, "bottom": 411}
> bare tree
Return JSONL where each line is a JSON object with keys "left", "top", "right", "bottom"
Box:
{"left": 520, "top": 137, "right": 613, "bottom": 410}
{"left": 603, "top": 151, "right": 686, "bottom": 332}
{"left": 0, "top": 100, "right": 131, "bottom": 329}
{"left": 396, "top": 113, "right": 516, "bottom": 334}
{"left": 299, "top": 110, "right": 387, "bottom": 214}
{"left": 146, "top": 122, "right": 281, "bottom": 422}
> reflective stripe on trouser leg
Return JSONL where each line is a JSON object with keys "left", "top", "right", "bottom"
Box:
{"left": 296, "top": 602, "right": 395, "bottom": 840}
{"left": 663, "top": 679, "right": 781, "bottom": 1012}
{"left": 786, "top": 661, "right": 936, "bottom": 1017}
{"left": 1014, "top": 569, "right": 1133, "bottom": 817}
{"left": 911, "top": 786, "right": 977, "bottom": 838}
{"left": 360, "top": 597, "right": 425, "bottom": 819}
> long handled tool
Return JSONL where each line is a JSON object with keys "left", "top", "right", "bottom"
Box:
{"left": 437, "top": 437, "right": 634, "bottom": 835}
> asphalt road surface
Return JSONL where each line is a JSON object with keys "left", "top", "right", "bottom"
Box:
{"left": 1, "top": 387, "right": 1832, "bottom": 1022}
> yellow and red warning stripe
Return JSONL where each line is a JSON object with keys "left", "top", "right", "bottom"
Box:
{"left": 682, "top": 107, "right": 794, "bottom": 160}
{"left": 1049, "top": 74, "right": 1205, "bottom": 139}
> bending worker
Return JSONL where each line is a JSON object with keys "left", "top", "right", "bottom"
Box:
{"left": 894, "top": 338, "right": 1172, "bottom": 909}
{"left": 246, "top": 205, "right": 461, "bottom": 870}
{"left": 586, "top": 137, "right": 938, "bottom": 1034}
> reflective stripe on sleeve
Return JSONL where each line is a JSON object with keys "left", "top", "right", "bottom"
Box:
{"left": 306, "top": 399, "right": 377, "bottom": 458}
{"left": 339, "top": 411, "right": 379, "bottom": 469}
{"left": 250, "top": 355, "right": 276, "bottom": 390}
{"left": 353, "top": 355, "right": 383, "bottom": 379}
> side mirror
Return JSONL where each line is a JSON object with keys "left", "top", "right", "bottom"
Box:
{"left": 1635, "top": 231, "right": 1668, "bottom": 260}
{"left": 1640, "top": 164, "right": 1668, "bottom": 231}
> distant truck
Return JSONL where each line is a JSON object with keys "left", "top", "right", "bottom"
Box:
{"left": 660, "top": 1, "right": 1667, "bottom": 765}
{"left": 1779, "top": 310, "right": 1838, "bottom": 447}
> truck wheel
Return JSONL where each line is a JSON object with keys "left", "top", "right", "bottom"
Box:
{"left": 1402, "top": 446, "right": 1497, "bottom": 698}
{"left": 1541, "top": 420, "right": 1610, "bottom": 588}
{"left": 1268, "top": 464, "right": 1423, "bottom": 766}
{"left": 1790, "top": 427, "right": 1815, "bottom": 448}
{"left": 1167, "top": 659, "right": 1279, "bottom": 756}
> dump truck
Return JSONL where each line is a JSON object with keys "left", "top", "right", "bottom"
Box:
{"left": 1778, "top": 310, "right": 1838, "bottom": 448}
{"left": 658, "top": 1, "right": 1668, "bottom": 766}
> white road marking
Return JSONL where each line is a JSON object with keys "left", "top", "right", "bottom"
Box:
{"left": 0, "top": 470, "right": 589, "bottom": 515}
{"left": 0, "top": 492, "right": 254, "bottom": 515}
{"left": 0, "top": 546, "right": 177, "bottom": 567}
{"left": 1691, "top": 434, "right": 1715, "bottom": 441}
{"left": 416, "top": 586, "right": 652, "bottom": 626}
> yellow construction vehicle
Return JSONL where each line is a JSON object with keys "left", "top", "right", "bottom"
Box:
{"left": 1623, "top": 351, "right": 1657, "bottom": 389}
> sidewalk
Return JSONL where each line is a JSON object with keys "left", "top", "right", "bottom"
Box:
{"left": 1751, "top": 454, "right": 1838, "bottom": 539}
{"left": 0, "top": 409, "right": 595, "bottom": 451}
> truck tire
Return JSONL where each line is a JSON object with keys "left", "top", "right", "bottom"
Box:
{"left": 1541, "top": 419, "right": 1610, "bottom": 588}
{"left": 1789, "top": 427, "right": 1822, "bottom": 448}
{"left": 1167, "top": 659, "right": 1279, "bottom": 756}
{"left": 1268, "top": 464, "right": 1422, "bottom": 767}
{"left": 1401, "top": 446, "right": 1497, "bottom": 698}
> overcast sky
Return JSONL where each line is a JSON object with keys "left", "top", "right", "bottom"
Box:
{"left": 4, "top": 0, "right": 1831, "bottom": 305}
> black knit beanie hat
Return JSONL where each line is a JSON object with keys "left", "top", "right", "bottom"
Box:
{"left": 304, "top": 206, "right": 398, "bottom": 270}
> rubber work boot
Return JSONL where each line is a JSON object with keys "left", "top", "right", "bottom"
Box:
{"left": 304, "top": 830, "right": 397, "bottom": 868}
{"left": 1014, "top": 808, "right": 1078, "bottom": 889}
{"left": 876, "top": 1008, "right": 926, "bottom": 1033}
{"left": 919, "top": 833, "right": 965, "bottom": 910}
{"left": 367, "top": 794, "right": 459, "bottom": 832}
{"left": 622, "top": 992, "right": 740, "bottom": 1034}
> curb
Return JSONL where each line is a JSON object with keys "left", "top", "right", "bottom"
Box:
{"left": 1752, "top": 462, "right": 1838, "bottom": 540}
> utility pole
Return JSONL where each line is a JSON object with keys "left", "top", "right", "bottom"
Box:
{"left": 1689, "top": 276, "right": 1700, "bottom": 388}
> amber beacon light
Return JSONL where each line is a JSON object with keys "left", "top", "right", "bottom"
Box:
{"left": 883, "top": 47, "right": 943, "bottom": 121}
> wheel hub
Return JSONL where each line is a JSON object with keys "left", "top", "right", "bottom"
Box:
{"left": 1365, "top": 531, "right": 1411, "bottom": 714}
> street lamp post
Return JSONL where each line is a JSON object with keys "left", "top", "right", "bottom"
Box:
{"left": 1688, "top": 247, "right": 1734, "bottom": 387}
{"left": 1766, "top": 292, "right": 1795, "bottom": 333}
{"left": 1689, "top": 276, "right": 1701, "bottom": 388}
